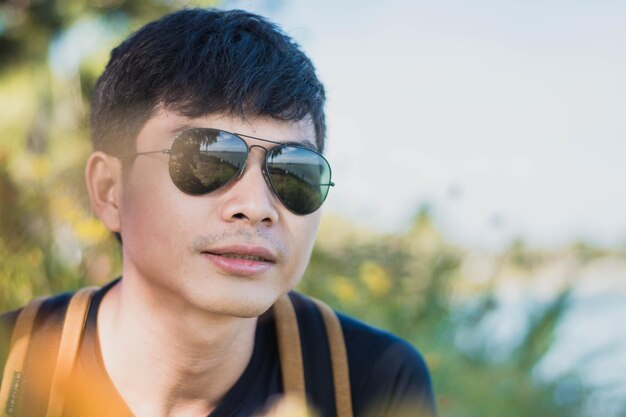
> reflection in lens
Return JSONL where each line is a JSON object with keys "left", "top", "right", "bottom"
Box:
{"left": 266, "top": 146, "right": 332, "bottom": 215}
{"left": 169, "top": 129, "right": 247, "bottom": 195}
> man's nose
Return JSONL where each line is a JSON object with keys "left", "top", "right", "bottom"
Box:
{"left": 219, "top": 154, "right": 280, "bottom": 226}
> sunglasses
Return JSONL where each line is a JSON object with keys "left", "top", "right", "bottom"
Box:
{"left": 118, "top": 128, "right": 334, "bottom": 215}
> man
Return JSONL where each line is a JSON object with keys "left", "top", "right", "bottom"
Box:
{"left": 0, "top": 8, "right": 436, "bottom": 417}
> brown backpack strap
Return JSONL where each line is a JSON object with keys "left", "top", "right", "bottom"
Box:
{"left": 273, "top": 294, "right": 353, "bottom": 417}
{"left": 0, "top": 287, "right": 97, "bottom": 417}
{"left": 311, "top": 298, "right": 353, "bottom": 417}
{"left": 0, "top": 297, "right": 45, "bottom": 417}
{"left": 273, "top": 294, "right": 306, "bottom": 400}
{"left": 46, "top": 287, "right": 98, "bottom": 417}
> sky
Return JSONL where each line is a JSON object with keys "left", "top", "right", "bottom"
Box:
{"left": 224, "top": 0, "right": 626, "bottom": 250}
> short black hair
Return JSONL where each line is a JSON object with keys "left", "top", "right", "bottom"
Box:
{"left": 91, "top": 8, "right": 326, "bottom": 154}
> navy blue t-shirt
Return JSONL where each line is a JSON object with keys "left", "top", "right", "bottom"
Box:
{"left": 0, "top": 279, "right": 436, "bottom": 417}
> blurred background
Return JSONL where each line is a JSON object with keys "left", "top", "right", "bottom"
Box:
{"left": 1, "top": 0, "right": 625, "bottom": 416}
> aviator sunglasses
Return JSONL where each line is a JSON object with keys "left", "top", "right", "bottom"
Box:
{"left": 118, "top": 128, "right": 334, "bottom": 215}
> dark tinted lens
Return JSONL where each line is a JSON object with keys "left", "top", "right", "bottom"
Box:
{"left": 265, "top": 146, "right": 332, "bottom": 215}
{"left": 169, "top": 129, "right": 247, "bottom": 195}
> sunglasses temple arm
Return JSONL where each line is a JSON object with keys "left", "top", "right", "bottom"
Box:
{"left": 116, "top": 149, "right": 171, "bottom": 159}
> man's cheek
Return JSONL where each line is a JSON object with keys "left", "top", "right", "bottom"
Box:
{"left": 123, "top": 201, "right": 177, "bottom": 252}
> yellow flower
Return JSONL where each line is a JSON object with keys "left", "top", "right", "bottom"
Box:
{"left": 74, "top": 218, "right": 109, "bottom": 244}
{"left": 360, "top": 261, "right": 392, "bottom": 297}
{"left": 25, "top": 248, "right": 44, "bottom": 267}
{"left": 329, "top": 275, "right": 357, "bottom": 304}
{"left": 424, "top": 352, "right": 440, "bottom": 370}
{"left": 32, "top": 155, "right": 50, "bottom": 181}
{"left": 51, "top": 195, "right": 82, "bottom": 224}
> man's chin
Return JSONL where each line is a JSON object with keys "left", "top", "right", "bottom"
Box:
{"left": 189, "top": 290, "right": 282, "bottom": 319}
{"left": 216, "top": 301, "right": 274, "bottom": 319}
{"left": 175, "top": 273, "right": 292, "bottom": 318}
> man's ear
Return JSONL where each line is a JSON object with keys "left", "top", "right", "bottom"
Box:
{"left": 85, "top": 152, "right": 124, "bottom": 233}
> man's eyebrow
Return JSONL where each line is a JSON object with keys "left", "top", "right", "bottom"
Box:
{"left": 169, "top": 125, "right": 318, "bottom": 150}
{"left": 284, "top": 139, "right": 317, "bottom": 150}
{"left": 169, "top": 124, "right": 195, "bottom": 137}
{"left": 240, "top": 136, "right": 317, "bottom": 151}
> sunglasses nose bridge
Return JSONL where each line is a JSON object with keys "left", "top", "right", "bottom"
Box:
{"left": 247, "top": 144, "right": 268, "bottom": 154}
{"left": 236, "top": 144, "right": 267, "bottom": 181}
{"left": 237, "top": 144, "right": 280, "bottom": 204}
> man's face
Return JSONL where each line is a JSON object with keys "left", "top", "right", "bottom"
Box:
{"left": 115, "top": 110, "right": 323, "bottom": 317}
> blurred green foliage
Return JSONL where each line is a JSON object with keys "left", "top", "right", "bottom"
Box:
{"left": 302, "top": 209, "right": 595, "bottom": 417}
{"left": 0, "top": 2, "right": 621, "bottom": 417}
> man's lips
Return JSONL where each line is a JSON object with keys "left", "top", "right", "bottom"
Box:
{"left": 203, "top": 245, "right": 277, "bottom": 263}
{"left": 200, "top": 245, "right": 277, "bottom": 275}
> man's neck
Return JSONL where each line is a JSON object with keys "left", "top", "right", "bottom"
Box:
{"left": 96, "top": 277, "right": 258, "bottom": 417}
